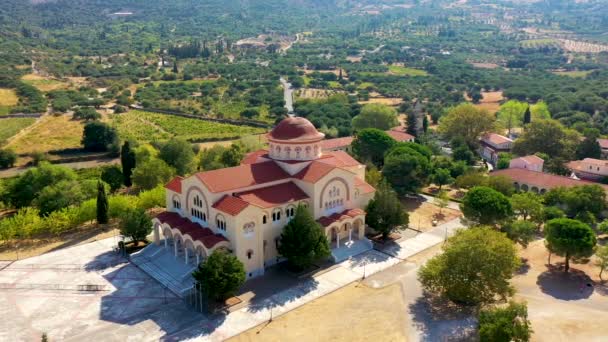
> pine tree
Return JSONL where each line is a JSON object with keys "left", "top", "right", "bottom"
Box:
{"left": 523, "top": 105, "right": 531, "bottom": 125}
{"left": 366, "top": 180, "right": 409, "bottom": 240}
{"left": 120, "top": 141, "right": 136, "bottom": 187}
{"left": 278, "top": 205, "right": 330, "bottom": 271}
{"left": 406, "top": 112, "right": 418, "bottom": 136}
{"left": 96, "top": 181, "right": 109, "bottom": 224}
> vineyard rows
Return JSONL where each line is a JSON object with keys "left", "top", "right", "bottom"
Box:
{"left": 112, "top": 110, "right": 265, "bottom": 142}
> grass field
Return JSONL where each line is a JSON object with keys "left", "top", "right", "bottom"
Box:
{"left": 5, "top": 115, "right": 83, "bottom": 153}
{"left": 520, "top": 39, "right": 560, "bottom": 49}
{"left": 387, "top": 65, "right": 429, "bottom": 76}
{"left": 552, "top": 70, "right": 594, "bottom": 78}
{"left": 21, "top": 74, "right": 70, "bottom": 92}
{"left": 112, "top": 110, "right": 266, "bottom": 142}
{"left": 0, "top": 118, "right": 36, "bottom": 145}
{"left": 356, "top": 82, "right": 375, "bottom": 90}
{"left": 0, "top": 89, "right": 19, "bottom": 106}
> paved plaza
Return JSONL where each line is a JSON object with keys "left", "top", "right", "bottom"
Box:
{"left": 0, "top": 218, "right": 464, "bottom": 341}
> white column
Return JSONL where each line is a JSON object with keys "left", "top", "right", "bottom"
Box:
{"left": 348, "top": 228, "right": 352, "bottom": 243}
{"left": 196, "top": 254, "right": 200, "bottom": 266}
{"left": 174, "top": 241, "right": 178, "bottom": 257}
{"left": 154, "top": 224, "right": 160, "bottom": 245}
{"left": 185, "top": 248, "right": 189, "bottom": 264}
{"left": 336, "top": 233, "right": 340, "bottom": 249}
{"left": 164, "top": 238, "right": 168, "bottom": 249}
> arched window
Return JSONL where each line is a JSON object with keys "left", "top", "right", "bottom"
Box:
{"left": 295, "top": 147, "right": 302, "bottom": 159}
{"left": 272, "top": 209, "right": 282, "bottom": 222}
{"left": 284, "top": 146, "right": 291, "bottom": 159}
{"left": 247, "top": 249, "right": 254, "bottom": 260}
{"left": 305, "top": 146, "right": 311, "bottom": 157}
{"left": 262, "top": 215, "right": 267, "bottom": 224}
{"left": 216, "top": 215, "right": 226, "bottom": 231}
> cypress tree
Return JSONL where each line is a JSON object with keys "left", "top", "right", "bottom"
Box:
{"left": 96, "top": 181, "right": 109, "bottom": 224}
{"left": 422, "top": 115, "right": 429, "bottom": 133}
{"left": 120, "top": 141, "right": 136, "bottom": 187}
{"left": 523, "top": 105, "right": 531, "bottom": 125}
{"left": 406, "top": 112, "right": 418, "bottom": 136}
{"left": 173, "top": 59, "right": 178, "bottom": 73}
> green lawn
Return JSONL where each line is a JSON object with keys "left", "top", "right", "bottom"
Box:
{"left": 0, "top": 118, "right": 36, "bottom": 145}
{"left": 357, "top": 82, "right": 376, "bottom": 90}
{"left": 387, "top": 65, "right": 428, "bottom": 76}
{"left": 552, "top": 70, "right": 594, "bottom": 78}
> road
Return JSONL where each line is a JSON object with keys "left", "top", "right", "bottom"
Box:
{"left": 0, "top": 158, "right": 120, "bottom": 178}
{"left": 279, "top": 77, "right": 295, "bottom": 115}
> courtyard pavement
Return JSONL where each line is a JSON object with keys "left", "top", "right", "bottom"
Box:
{"left": 0, "top": 217, "right": 465, "bottom": 341}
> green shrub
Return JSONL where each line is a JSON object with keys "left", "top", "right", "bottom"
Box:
{"left": 109, "top": 195, "right": 137, "bottom": 218}
{"left": 137, "top": 185, "right": 165, "bottom": 209}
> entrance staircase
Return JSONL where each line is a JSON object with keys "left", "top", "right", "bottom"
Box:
{"left": 331, "top": 238, "right": 373, "bottom": 263}
{"left": 130, "top": 244, "right": 195, "bottom": 297}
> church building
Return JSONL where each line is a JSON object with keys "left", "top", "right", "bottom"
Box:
{"left": 151, "top": 117, "right": 376, "bottom": 279}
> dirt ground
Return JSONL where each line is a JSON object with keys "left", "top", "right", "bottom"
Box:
{"left": 359, "top": 97, "right": 403, "bottom": 106}
{"left": 513, "top": 239, "right": 608, "bottom": 341}
{"left": 21, "top": 74, "right": 70, "bottom": 92}
{"left": 464, "top": 90, "right": 504, "bottom": 114}
{"left": 401, "top": 199, "right": 462, "bottom": 232}
{"left": 230, "top": 282, "right": 408, "bottom": 342}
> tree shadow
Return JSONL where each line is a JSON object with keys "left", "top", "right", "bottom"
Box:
{"left": 536, "top": 264, "right": 595, "bottom": 300}
{"left": 245, "top": 264, "right": 319, "bottom": 314}
{"left": 81, "top": 250, "right": 226, "bottom": 341}
{"left": 408, "top": 291, "right": 477, "bottom": 341}
{"left": 516, "top": 257, "right": 530, "bottom": 275}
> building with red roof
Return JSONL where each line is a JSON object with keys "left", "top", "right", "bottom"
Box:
{"left": 479, "top": 133, "right": 513, "bottom": 165}
{"left": 153, "top": 117, "right": 375, "bottom": 279}
{"left": 491, "top": 168, "right": 608, "bottom": 194}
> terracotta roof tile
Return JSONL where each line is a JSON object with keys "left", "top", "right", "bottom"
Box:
{"left": 236, "top": 182, "right": 309, "bottom": 208}
{"left": 319, "top": 151, "right": 362, "bottom": 168}
{"left": 598, "top": 138, "right": 608, "bottom": 149}
{"left": 482, "top": 133, "right": 513, "bottom": 146}
{"left": 212, "top": 195, "right": 250, "bottom": 216}
{"left": 241, "top": 150, "right": 269, "bottom": 165}
{"left": 165, "top": 176, "right": 183, "bottom": 194}
{"left": 320, "top": 136, "right": 354, "bottom": 150}
{"left": 491, "top": 168, "right": 608, "bottom": 191}
{"left": 516, "top": 155, "right": 544, "bottom": 165}
{"left": 355, "top": 177, "right": 375, "bottom": 194}
{"left": 387, "top": 128, "right": 415, "bottom": 142}
{"left": 293, "top": 160, "right": 336, "bottom": 182}
{"left": 196, "top": 161, "right": 290, "bottom": 192}
{"left": 154, "top": 211, "right": 229, "bottom": 249}
{"left": 317, "top": 208, "right": 366, "bottom": 227}
{"left": 268, "top": 117, "right": 325, "bottom": 142}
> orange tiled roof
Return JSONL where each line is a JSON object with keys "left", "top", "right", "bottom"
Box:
{"left": 482, "top": 133, "right": 513, "bottom": 146}
{"left": 317, "top": 208, "right": 366, "bottom": 227}
{"left": 165, "top": 176, "right": 183, "bottom": 194}
{"left": 155, "top": 211, "right": 228, "bottom": 249}
{"left": 212, "top": 195, "right": 250, "bottom": 216}
{"left": 241, "top": 149, "right": 269, "bottom": 165}
{"left": 597, "top": 138, "right": 608, "bottom": 149}
{"left": 516, "top": 155, "right": 544, "bottom": 165}
{"left": 387, "top": 128, "right": 415, "bottom": 142}
{"left": 320, "top": 136, "right": 354, "bottom": 150}
{"left": 236, "top": 182, "right": 309, "bottom": 208}
{"left": 196, "top": 160, "right": 290, "bottom": 193}
{"left": 318, "top": 151, "right": 362, "bottom": 168}
{"left": 355, "top": 177, "right": 375, "bottom": 194}
{"left": 491, "top": 168, "right": 608, "bottom": 191}
{"left": 294, "top": 160, "right": 337, "bottom": 182}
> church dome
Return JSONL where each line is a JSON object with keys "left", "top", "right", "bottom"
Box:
{"left": 268, "top": 117, "right": 325, "bottom": 142}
